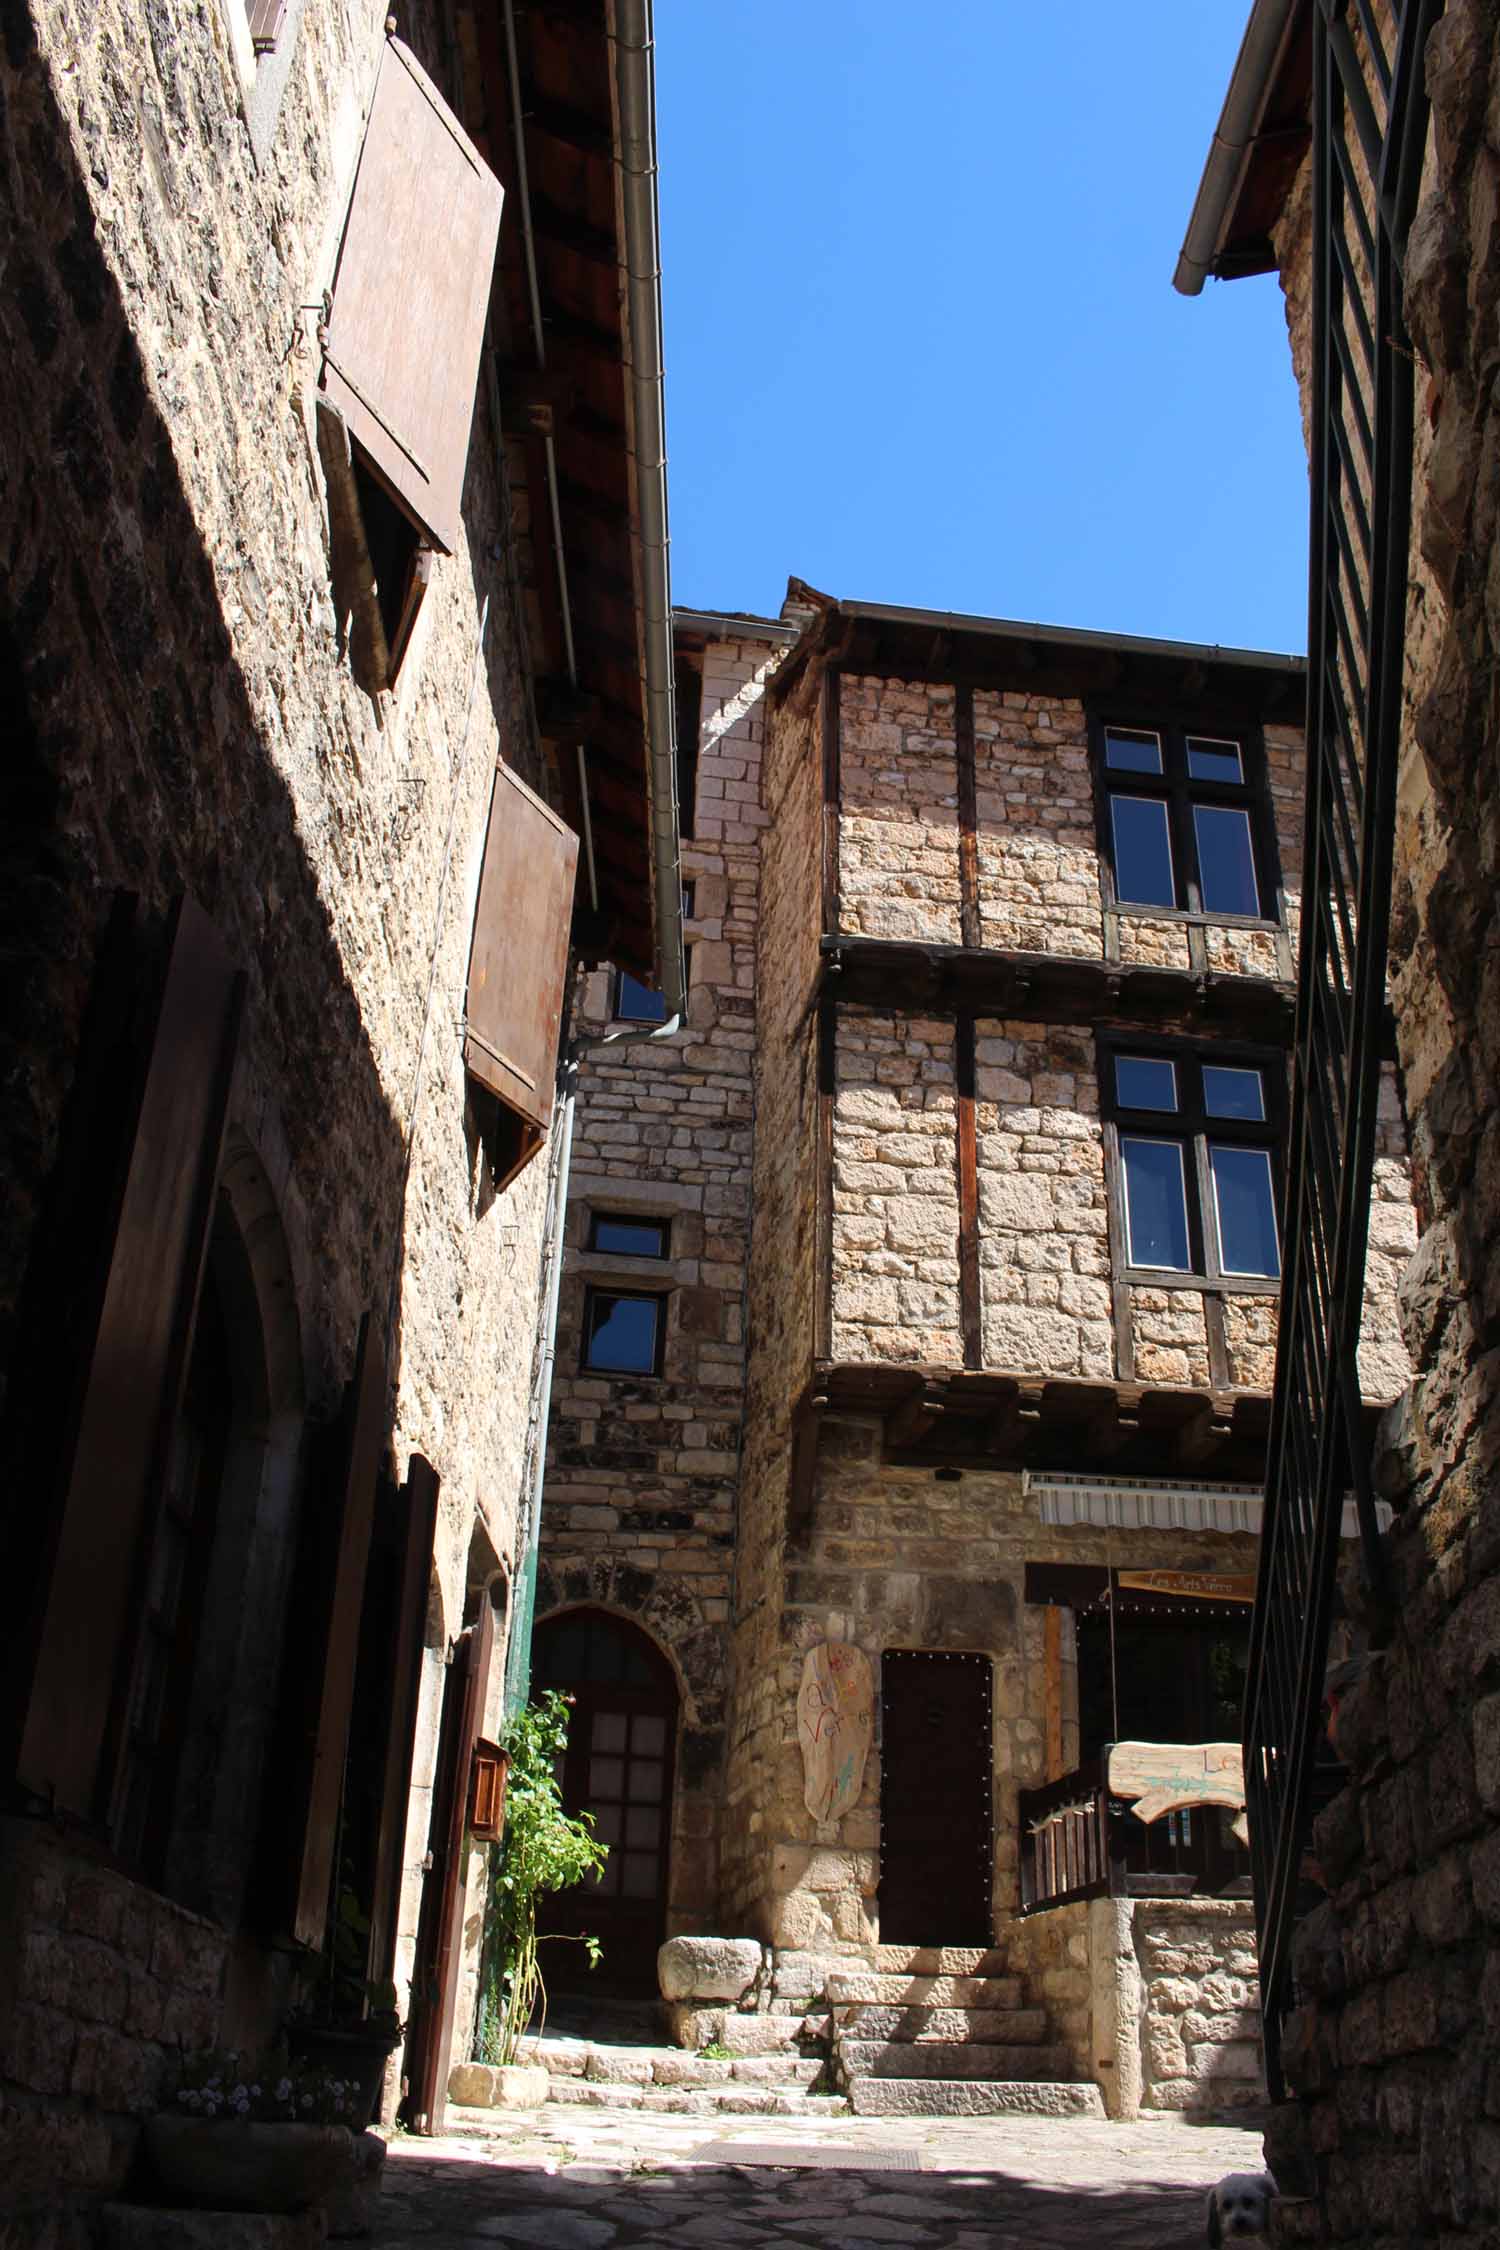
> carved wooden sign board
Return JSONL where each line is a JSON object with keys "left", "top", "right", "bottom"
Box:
{"left": 798, "top": 1641, "right": 874, "bottom": 1825}
{"left": 1107, "top": 1739, "right": 1250, "bottom": 1845}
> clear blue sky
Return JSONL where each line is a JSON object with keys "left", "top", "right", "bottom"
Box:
{"left": 655, "top": 3, "right": 1308, "bottom": 656}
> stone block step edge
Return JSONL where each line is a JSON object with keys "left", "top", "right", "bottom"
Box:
{"left": 825, "top": 1974, "right": 1025, "bottom": 2007}
{"left": 831, "top": 2004, "right": 1047, "bottom": 2043}
{"left": 836, "top": 2039, "right": 1077, "bottom": 2082}
{"left": 846, "top": 2079, "right": 1107, "bottom": 2120}
{"left": 538, "top": 2081, "right": 850, "bottom": 2117}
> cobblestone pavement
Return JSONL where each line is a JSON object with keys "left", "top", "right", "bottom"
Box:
{"left": 380, "top": 2100, "right": 1265, "bottom": 2249}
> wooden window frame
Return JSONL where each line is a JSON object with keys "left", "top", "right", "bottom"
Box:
{"left": 1090, "top": 709, "right": 1286, "bottom": 936}
{"left": 1098, "top": 1034, "right": 1286, "bottom": 1299}
{"left": 580, "top": 1286, "right": 667, "bottom": 1379}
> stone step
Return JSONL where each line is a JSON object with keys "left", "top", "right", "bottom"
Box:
{"left": 825, "top": 1972, "right": 1023, "bottom": 2009}
{"left": 522, "top": 2041, "right": 823, "bottom": 2093}
{"left": 831, "top": 2002, "right": 1048, "bottom": 2044}
{"left": 847, "top": 2078, "right": 1106, "bottom": 2119}
{"left": 837, "top": 2039, "right": 1076, "bottom": 2081}
{"left": 543, "top": 2080, "right": 848, "bottom": 2117}
{"left": 868, "top": 1946, "right": 1013, "bottom": 1977}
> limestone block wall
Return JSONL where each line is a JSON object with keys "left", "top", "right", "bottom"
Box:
{"left": 834, "top": 674, "right": 1305, "bottom": 972}
{"left": 831, "top": 1011, "right": 961, "bottom": 1364}
{"left": 0, "top": 0, "right": 555, "bottom": 2177}
{"left": 726, "top": 673, "right": 825, "bottom": 1937}
{"left": 541, "top": 633, "right": 781, "bottom": 1932}
{"left": 837, "top": 677, "right": 962, "bottom": 942}
{"left": 974, "top": 1022, "right": 1113, "bottom": 1377}
{"left": 1132, "top": 1900, "right": 1262, "bottom": 2113}
{"left": 972, "top": 690, "right": 1102, "bottom": 957}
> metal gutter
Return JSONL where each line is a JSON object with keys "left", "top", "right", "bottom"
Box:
{"left": 832, "top": 596, "right": 1305, "bottom": 674}
{"left": 673, "top": 607, "right": 801, "bottom": 645}
{"left": 1173, "top": 0, "right": 1299, "bottom": 296}
{"left": 611, "top": 0, "right": 686, "bottom": 1018}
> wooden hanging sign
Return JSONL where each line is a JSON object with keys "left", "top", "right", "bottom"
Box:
{"left": 1107, "top": 1739, "right": 1249, "bottom": 1843}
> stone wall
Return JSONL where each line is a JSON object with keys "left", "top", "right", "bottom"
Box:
{"left": 539, "top": 631, "right": 783, "bottom": 1933}
{"left": 837, "top": 677, "right": 962, "bottom": 942}
{"left": 0, "top": 0, "right": 554, "bottom": 2193}
{"left": 1254, "top": 11, "right": 1500, "bottom": 2245}
{"left": 973, "top": 690, "right": 1102, "bottom": 957}
{"left": 831, "top": 1011, "right": 962, "bottom": 1364}
{"left": 1082, "top": 1895, "right": 1261, "bottom": 2120}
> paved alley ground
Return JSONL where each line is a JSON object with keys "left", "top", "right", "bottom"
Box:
{"left": 381, "top": 2101, "right": 1265, "bottom": 2249}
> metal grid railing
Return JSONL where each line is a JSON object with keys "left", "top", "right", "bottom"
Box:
{"left": 1247, "top": 0, "right": 1439, "bottom": 2099}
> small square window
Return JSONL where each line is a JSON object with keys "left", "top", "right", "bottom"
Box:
{"left": 589, "top": 1213, "right": 670, "bottom": 1258}
{"left": 1105, "top": 728, "right": 1164, "bottom": 774}
{"left": 614, "top": 971, "right": 668, "bottom": 1025}
{"left": 1186, "top": 736, "right": 1245, "bottom": 784}
{"left": 582, "top": 1287, "right": 665, "bottom": 1376}
{"left": 1116, "top": 1055, "right": 1179, "bottom": 1111}
{"left": 1202, "top": 1066, "right": 1266, "bottom": 1121}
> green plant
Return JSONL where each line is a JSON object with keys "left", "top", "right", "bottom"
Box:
{"left": 474, "top": 1691, "right": 607, "bottom": 2065}
{"left": 698, "top": 2040, "right": 732, "bottom": 2060}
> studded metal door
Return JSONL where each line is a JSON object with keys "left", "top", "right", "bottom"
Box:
{"left": 878, "top": 1650, "right": 994, "bottom": 1946}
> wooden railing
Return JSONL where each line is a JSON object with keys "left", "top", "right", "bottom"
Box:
{"left": 1018, "top": 1758, "right": 1251, "bottom": 1914}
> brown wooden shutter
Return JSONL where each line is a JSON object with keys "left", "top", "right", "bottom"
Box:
{"left": 364, "top": 1453, "right": 441, "bottom": 1992}
{"left": 15, "top": 896, "right": 243, "bottom": 1818}
{"left": 407, "top": 1595, "right": 494, "bottom": 2135}
{"left": 245, "top": 0, "right": 286, "bottom": 51}
{"left": 321, "top": 38, "right": 503, "bottom": 556}
{"left": 468, "top": 1740, "right": 509, "bottom": 1842}
{"left": 464, "top": 761, "right": 578, "bottom": 1187}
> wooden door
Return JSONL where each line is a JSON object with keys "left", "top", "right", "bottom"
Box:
{"left": 533, "top": 1610, "right": 677, "bottom": 1994}
{"left": 878, "top": 1650, "right": 994, "bottom": 1947}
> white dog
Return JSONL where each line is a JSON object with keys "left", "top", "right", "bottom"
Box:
{"left": 1205, "top": 2171, "right": 1276, "bottom": 2247}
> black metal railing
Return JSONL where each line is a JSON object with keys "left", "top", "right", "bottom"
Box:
{"left": 1247, "top": 0, "right": 1439, "bottom": 2098}
{"left": 1018, "top": 1759, "right": 1251, "bottom": 1915}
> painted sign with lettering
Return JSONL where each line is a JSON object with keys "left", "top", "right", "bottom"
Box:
{"left": 798, "top": 1641, "right": 874, "bottom": 1825}
{"left": 1115, "top": 1570, "right": 1256, "bottom": 1603}
{"left": 1107, "top": 1739, "right": 1249, "bottom": 1844}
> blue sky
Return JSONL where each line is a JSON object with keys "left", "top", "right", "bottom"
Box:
{"left": 655, "top": 3, "right": 1307, "bottom": 656}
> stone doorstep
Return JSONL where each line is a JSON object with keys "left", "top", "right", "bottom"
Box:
{"left": 831, "top": 2002, "right": 1046, "bottom": 2043}
{"left": 540, "top": 2082, "right": 848, "bottom": 2117}
{"left": 836, "top": 2039, "right": 1076, "bottom": 2081}
{"left": 824, "top": 1972, "right": 1024, "bottom": 2008}
{"left": 847, "top": 2079, "right": 1107, "bottom": 2120}
{"left": 866, "top": 1946, "right": 1012, "bottom": 1976}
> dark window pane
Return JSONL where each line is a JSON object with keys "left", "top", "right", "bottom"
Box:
{"left": 591, "top": 1213, "right": 669, "bottom": 1257}
{"left": 1210, "top": 1144, "right": 1281, "bottom": 1277}
{"left": 584, "top": 1291, "right": 662, "bottom": 1374}
{"left": 1105, "top": 728, "right": 1163, "bottom": 774}
{"left": 1121, "top": 1137, "right": 1191, "bottom": 1270}
{"left": 589, "top": 1755, "right": 625, "bottom": 1798}
{"left": 631, "top": 1714, "right": 667, "bottom": 1756}
{"left": 1203, "top": 1065, "right": 1266, "bottom": 1121}
{"left": 632, "top": 1759, "right": 665, "bottom": 1804}
{"left": 1194, "top": 805, "right": 1260, "bottom": 915}
{"left": 1186, "top": 737, "right": 1244, "bottom": 783}
{"left": 592, "top": 1711, "right": 627, "bottom": 1752}
{"left": 1111, "top": 795, "right": 1176, "bottom": 907}
{"left": 1116, "top": 1055, "right": 1178, "bottom": 1111}
{"left": 625, "top": 1806, "right": 659, "bottom": 1849}
{"left": 615, "top": 971, "right": 668, "bottom": 1023}
{"left": 622, "top": 1851, "right": 656, "bottom": 1898}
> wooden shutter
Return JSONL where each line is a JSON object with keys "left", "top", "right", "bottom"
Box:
{"left": 464, "top": 761, "right": 578, "bottom": 1188}
{"left": 468, "top": 1740, "right": 509, "bottom": 1842}
{"left": 260, "top": 1312, "right": 388, "bottom": 1949}
{"left": 364, "top": 1453, "right": 441, "bottom": 1992}
{"left": 245, "top": 0, "right": 286, "bottom": 51}
{"left": 407, "top": 1596, "right": 494, "bottom": 2135}
{"left": 321, "top": 38, "right": 503, "bottom": 556}
{"left": 15, "top": 896, "right": 243, "bottom": 1818}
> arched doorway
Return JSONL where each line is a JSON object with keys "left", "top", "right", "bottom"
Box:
{"left": 533, "top": 1608, "right": 679, "bottom": 1993}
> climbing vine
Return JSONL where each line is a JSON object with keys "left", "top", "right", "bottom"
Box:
{"left": 474, "top": 1690, "right": 607, "bottom": 2066}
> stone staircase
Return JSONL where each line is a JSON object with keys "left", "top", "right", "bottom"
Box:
{"left": 513, "top": 2001, "right": 850, "bottom": 2118}
{"left": 828, "top": 1947, "right": 1104, "bottom": 2118}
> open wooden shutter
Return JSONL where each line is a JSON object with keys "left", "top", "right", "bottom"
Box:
{"left": 406, "top": 1596, "right": 494, "bottom": 2135}
{"left": 464, "top": 761, "right": 578, "bottom": 1189}
{"left": 15, "top": 896, "right": 243, "bottom": 1819}
{"left": 321, "top": 37, "right": 503, "bottom": 556}
{"left": 364, "top": 1453, "right": 441, "bottom": 1992}
{"left": 261, "top": 1312, "right": 388, "bottom": 1949}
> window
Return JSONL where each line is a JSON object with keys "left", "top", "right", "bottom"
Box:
{"left": 1097, "top": 720, "right": 1275, "bottom": 921}
{"left": 582, "top": 1288, "right": 666, "bottom": 1376}
{"left": 245, "top": 0, "right": 286, "bottom": 49}
{"left": 681, "top": 881, "right": 696, "bottom": 920}
{"left": 588, "top": 1212, "right": 670, "bottom": 1258}
{"left": 1103, "top": 1042, "right": 1283, "bottom": 1287}
{"left": 613, "top": 971, "right": 668, "bottom": 1025}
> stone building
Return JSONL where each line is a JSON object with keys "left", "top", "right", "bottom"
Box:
{"left": 1175, "top": 0, "right": 1500, "bottom": 2236}
{"left": 0, "top": 0, "right": 679, "bottom": 2227}
{"left": 536, "top": 584, "right": 1416, "bottom": 2115}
